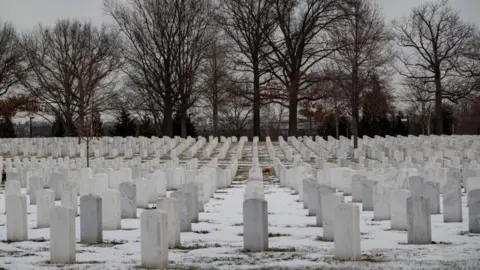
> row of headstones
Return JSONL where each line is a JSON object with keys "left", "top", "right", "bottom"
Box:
{"left": 217, "top": 137, "right": 232, "bottom": 159}
{"left": 4, "top": 184, "right": 203, "bottom": 268}
{"left": 251, "top": 140, "right": 259, "bottom": 159}
{"left": 278, "top": 137, "right": 294, "bottom": 161}
{"left": 183, "top": 138, "right": 206, "bottom": 159}
{"left": 241, "top": 168, "right": 362, "bottom": 260}
{"left": 366, "top": 135, "right": 480, "bottom": 165}
{"left": 303, "top": 137, "right": 330, "bottom": 161}
{"left": 277, "top": 159, "right": 480, "bottom": 239}
{"left": 9, "top": 156, "right": 201, "bottom": 198}
{"left": 302, "top": 178, "right": 480, "bottom": 259}
{"left": 2, "top": 135, "right": 213, "bottom": 160}
{"left": 317, "top": 154, "right": 480, "bottom": 196}
{"left": 320, "top": 171, "right": 473, "bottom": 226}
{"left": 236, "top": 138, "right": 246, "bottom": 159}
{"left": 0, "top": 136, "right": 183, "bottom": 158}
{"left": 3, "top": 155, "right": 239, "bottom": 266}
{"left": 3, "top": 154, "right": 178, "bottom": 186}
{"left": 390, "top": 135, "right": 479, "bottom": 162}
{"left": 111, "top": 136, "right": 182, "bottom": 159}
{"left": 3, "top": 154, "right": 150, "bottom": 173}
{"left": 266, "top": 137, "right": 275, "bottom": 161}
{"left": 280, "top": 136, "right": 348, "bottom": 163}
{"left": 1, "top": 134, "right": 478, "bottom": 162}
{"left": 289, "top": 137, "right": 314, "bottom": 161}
{"left": 169, "top": 137, "right": 196, "bottom": 159}
{"left": 18, "top": 166, "right": 168, "bottom": 208}
{"left": 202, "top": 137, "right": 219, "bottom": 159}
{"left": 6, "top": 154, "right": 230, "bottom": 211}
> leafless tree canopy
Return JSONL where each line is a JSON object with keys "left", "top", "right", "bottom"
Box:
{"left": 3, "top": 0, "right": 480, "bottom": 140}
{"left": 215, "top": 0, "right": 277, "bottom": 138}
{"left": 400, "top": 78, "right": 435, "bottom": 135}
{"left": 393, "top": 0, "right": 478, "bottom": 135}
{"left": 265, "top": 0, "right": 345, "bottom": 136}
{"left": 174, "top": 0, "right": 214, "bottom": 138}
{"left": 19, "top": 19, "right": 122, "bottom": 137}
{"left": 199, "top": 32, "right": 236, "bottom": 137}
{"left": 0, "top": 20, "right": 24, "bottom": 97}
{"left": 328, "top": 0, "right": 393, "bottom": 147}
{"left": 105, "top": 0, "right": 212, "bottom": 137}
{"left": 218, "top": 91, "right": 253, "bottom": 137}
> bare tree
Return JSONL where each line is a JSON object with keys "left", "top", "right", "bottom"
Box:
{"left": 401, "top": 78, "right": 435, "bottom": 135}
{"left": 322, "top": 76, "right": 347, "bottom": 139}
{"left": 20, "top": 19, "right": 122, "bottom": 138}
{"left": 393, "top": 0, "right": 478, "bottom": 135}
{"left": 265, "top": 0, "right": 345, "bottom": 136}
{"left": 200, "top": 33, "right": 234, "bottom": 137}
{"left": 329, "top": 0, "right": 392, "bottom": 148}
{"left": 0, "top": 21, "right": 24, "bottom": 97}
{"left": 106, "top": 0, "right": 212, "bottom": 137}
{"left": 215, "top": 0, "right": 277, "bottom": 138}
{"left": 218, "top": 93, "right": 253, "bottom": 137}
{"left": 106, "top": 0, "right": 178, "bottom": 136}
{"left": 174, "top": 0, "right": 213, "bottom": 138}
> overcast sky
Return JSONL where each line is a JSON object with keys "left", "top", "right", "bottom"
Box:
{"left": 0, "top": 0, "right": 479, "bottom": 30}
{"left": 1, "top": 0, "right": 479, "bottom": 113}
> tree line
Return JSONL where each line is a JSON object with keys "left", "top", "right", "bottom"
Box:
{"left": 0, "top": 0, "right": 479, "bottom": 145}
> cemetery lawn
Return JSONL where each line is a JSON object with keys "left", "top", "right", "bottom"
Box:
{"left": 0, "top": 177, "right": 479, "bottom": 269}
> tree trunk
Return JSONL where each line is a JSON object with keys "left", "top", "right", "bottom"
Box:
{"left": 288, "top": 98, "right": 298, "bottom": 137}
{"left": 78, "top": 109, "right": 84, "bottom": 144}
{"left": 86, "top": 138, "right": 90, "bottom": 168}
{"left": 163, "top": 92, "right": 173, "bottom": 137}
{"left": 352, "top": 109, "right": 359, "bottom": 149}
{"left": 78, "top": 85, "right": 85, "bottom": 144}
{"left": 427, "top": 111, "right": 431, "bottom": 135}
{"left": 152, "top": 111, "right": 162, "bottom": 136}
{"left": 309, "top": 117, "right": 312, "bottom": 135}
{"left": 434, "top": 73, "right": 443, "bottom": 135}
{"left": 62, "top": 115, "right": 72, "bottom": 137}
{"left": 213, "top": 107, "right": 218, "bottom": 138}
{"left": 213, "top": 96, "right": 218, "bottom": 137}
{"left": 253, "top": 65, "right": 261, "bottom": 139}
{"left": 180, "top": 100, "right": 187, "bottom": 138}
{"left": 334, "top": 102, "right": 339, "bottom": 139}
{"left": 288, "top": 79, "right": 299, "bottom": 137}
{"left": 212, "top": 41, "right": 219, "bottom": 138}
{"left": 352, "top": 69, "right": 359, "bottom": 148}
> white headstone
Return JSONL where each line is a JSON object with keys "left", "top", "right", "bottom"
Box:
{"left": 6, "top": 194, "right": 28, "bottom": 241}
{"left": 102, "top": 189, "right": 122, "bottom": 230}
{"left": 321, "top": 193, "right": 344, "bottom": 241}
{"left": 119, "top": 182, "right": 137, "bottom": 219}
{"left": 156, "top": 197, "right": 181, "bottom": 248}
{"left": 37, "top": 189, "right": 55, "bottom": 228}
{"left": 334, "top": 203, "right": 361, "bottom": 261}
{"left": 50, "top": 206, "right": 76, "bottom": 264}
{"left": 407, "top": 196, "right": 432, "bottom": 244}
{"left": 373, "top": 184, "right": 391, "bottom": 220}
{"left": 243, "top": 198, "right": 268, "bottom": 252}
{"left": 170, "top": 191, "right": 191, "bottom": 232}
{"left": 468, "top": 189, "right": 480, "bottom": 233}
{"left": 443, "top": 180, "right": 462, "bottom": 223}
{"left": 140, "top": 210, "right": 168, "bottom": 269}
{"left": 390, "top": 189, "right": 411, "bottom": 230}
{"left": 61, "top": 181, "right": 78, "bottom": 215}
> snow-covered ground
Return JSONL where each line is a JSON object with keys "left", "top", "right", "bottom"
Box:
{"left": 0, "top": 142, "right": 479, "bottom": 269}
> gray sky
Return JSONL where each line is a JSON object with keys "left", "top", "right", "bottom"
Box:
{"left": 1, "top": 0, "right": 479, "bottom": 113}
{"left": 0, "top": 0, "right": 479, "bottom": 30}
